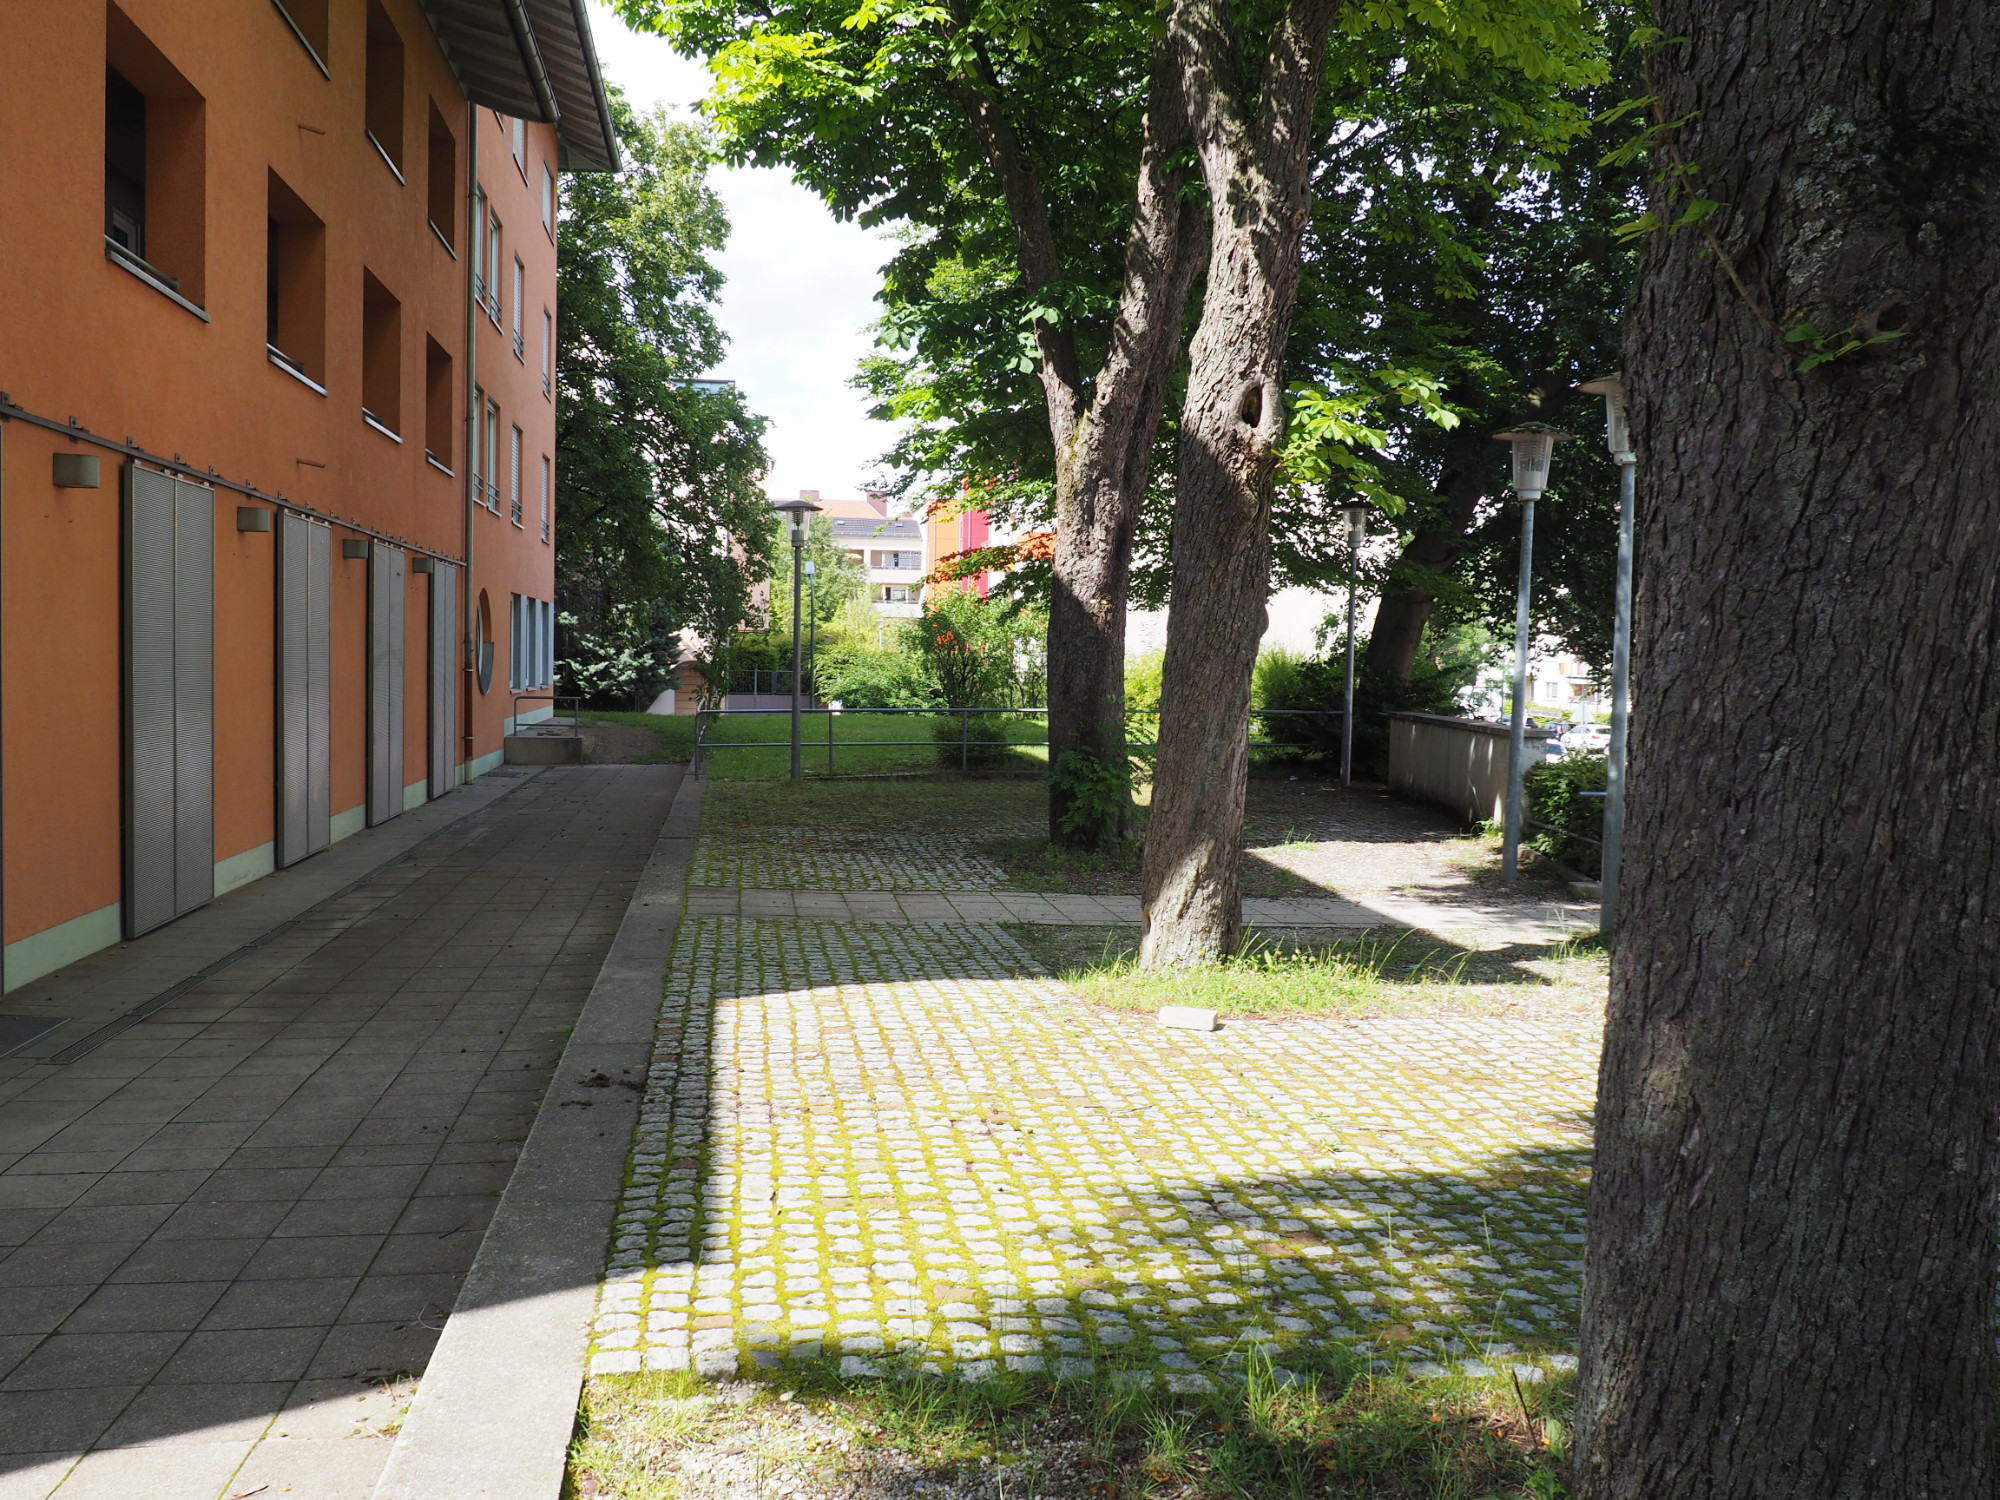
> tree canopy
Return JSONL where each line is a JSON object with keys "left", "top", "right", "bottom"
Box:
{"left": 556, "top": 92, "right": 775, "bottom": 707}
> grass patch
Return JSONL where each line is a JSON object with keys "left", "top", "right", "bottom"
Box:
{"left": 567, "top": 1353, "right": 1573, "bottom": 1500}
{"left": 577, "top": 711, "right": 699, "bottom": 764}
{"left": 699, "top": 711, "right": 1050, "bottom": 781}
{"left": 1007, "top": 926, "right": 1608, "bottom": 1018}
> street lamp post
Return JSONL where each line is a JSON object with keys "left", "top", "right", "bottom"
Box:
{"left": 1341, "top": 500, "right": 1368, "bottom": 788}
{"left": 1580, "top": 374, "right": 1637, "bottom": 933}
{"left": 773, "top": 499, "right": 821, "bottom": 781}
{"left": 1493, "top": 424, "right": 1571, "bottom": 883}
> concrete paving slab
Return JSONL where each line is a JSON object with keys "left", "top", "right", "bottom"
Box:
{"left": 371, "top": 768, "right": 705, "bottom": 1500}
{"left": 0, "top": 767, "right": 684, "bottom": 1500}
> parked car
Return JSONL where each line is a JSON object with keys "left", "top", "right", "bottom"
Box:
{"left": 1569, "top": 722, "right": 1612, "bottom": 752}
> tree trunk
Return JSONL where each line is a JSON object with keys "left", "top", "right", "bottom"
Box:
{"left": 1364, "top": 461, "right": 1487, "bottom": 686}
{"left": 1576, "top": 8, "right": 2000, "bottom": 1497}
{"left": 1138, "top": 0, "right": 1339, "bottom": 964}
{"left": 950, "top": 25, "right": 1206, "bottom": 848}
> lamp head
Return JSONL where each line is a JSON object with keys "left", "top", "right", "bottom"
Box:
{"left": 1341, "top": 499, "right": 1368, "bottom": 549}
{"left": 1493, "top": 423, "right": 1573, "bottom": 502}
{"left": 772, "top": 497, "right": 821, "bottom": 548}
{"left": 1578, "top": 374, "right": 1635, "bottom": 466}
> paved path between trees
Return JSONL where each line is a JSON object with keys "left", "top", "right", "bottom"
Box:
{"left": 582, "top": 786, "right": 1600, "bottom": 1402}
{"left": 0, "top": 765, "right": 681, "bottom": 1500}
{"left": 684, "top": 887, "right": 1381, "bottom": 928}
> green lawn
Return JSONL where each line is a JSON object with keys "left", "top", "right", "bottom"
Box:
{"left": 569, "top": 1353, "right": 1573, "bottom": 1500}
{"left": 697, "top": 709, "right": 1050, "bottom": 781}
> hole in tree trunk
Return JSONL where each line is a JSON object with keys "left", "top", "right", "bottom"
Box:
{"left": 1237, "top": 384, "right": 1263, "bottom": 427}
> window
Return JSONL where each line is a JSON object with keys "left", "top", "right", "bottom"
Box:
{"left": 511, "top": 257, "right": 524, "bottom": 357}
{"left": 360, "top": 270, "right": 401, "bottom": 435}
{"left": 542, "top": 309, "right": 553, "bottom": 397}
{"left": 509, "top": 596, "right": 553, "bottom": 689}
{"left": 470, "top": 384, "right": 484, "bottom": 493}
{"left": 541, "top": 163, "right": 556, "bottom": 234}
{"left": 510, "top": 425, "right": 523, "bottom": 524}
{"left": 485, "top": 399, "right": 500, "bottom": 508}
{"left": 424, "top": 337, "right": 453, "bottom": 468}
{"left": 485, "top": 208, "right": 502, "bottom": 322}
{"left": 510, "top": 115, "right": 525, "bottom": 175}
{"left": 471, "top": 185, "right": 487, "bottom": 302}
{"left": 267, "top": 170, "right": 326, "bottom": 386}
{"left": 104, "top": 7, "right": 207, "bottom": 309}
{"left": 426, "top": 102, "right": 456, "bottom": 250}
{"left": 363, "top": 0, "right": 405, "bottom": 179}
{"left": 272, "top": 0, "right": 329, "bottom": 71}
{"left": 540, "top": 454, "right": 550, "bottom": 542}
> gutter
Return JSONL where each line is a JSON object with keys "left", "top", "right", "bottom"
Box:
{"left": 500, "top": 0, "right": 561, "bottom": 127}
{"left": 564, "top": 0, "right": 620, "bottom": 171}
{"left": 464, "top": 101, "right": 480, "bottom": 779}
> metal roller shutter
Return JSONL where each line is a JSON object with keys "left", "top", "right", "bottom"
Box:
{"left": 122, "top": 464, "right": 214, "bottom": 938}
{"left": 368, "top": 543, "right": 408, "bottom": 825}
{"left": 428, "top": 560, "right": 459, "bottom": 797}
{"left": 276, "top": 513, "right": 333, "bottom": 866}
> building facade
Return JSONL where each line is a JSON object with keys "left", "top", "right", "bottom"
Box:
{"left": 0, "top": 0, "right": 614, "bottom": 988}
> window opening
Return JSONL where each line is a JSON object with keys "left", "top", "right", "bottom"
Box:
{"left": 512, "top": 257, "right": 524, "bottom": 357}
{"left": 510, "top": 115, "right": 525, "bottom": 174}
{"left": 271, "top": 0, "right": 329, "bottom": 71}
{"left": 424, "top": 337, "right": 453, "bottom": 468}
{"left": 486, "top": 211, "right": 502, "bottom": 323}
{"left": 540, "top": 454, "right": 551, "bottom": 542}
{"left": 427, "top": 102, "right": 456, "bottom": 250}
{"left": 510, "top": 425, "right": 523, "bottom": 524}
{"left": 361, "top": 269, "right": 401, "bottom": 435}
{"left": 486, "top": 400, "right": 500, "bottom": 509}
{"left": 542, "top": 309, "right": 553, "bottom": 397}
{"left": 471, "top": 384, "right": 485, "bottom": 494}
{"left": 104, "top": 8, "right": 207, "bottom": 307}
{"left": 363, "top": 0, "right": 405, "bottom": 178}
{"left": 267, "top": 169, "right": 327, "bottom": 385}
{"left": 541, "top": 163, "right": 556, "bottom": 234}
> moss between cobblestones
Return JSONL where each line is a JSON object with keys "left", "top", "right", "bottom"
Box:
{"left": 566, "top": 1356, "right": 1575, "bottom": 1499}
{"left": 589, "top": 919, "right": 1592, "bottom": 1392}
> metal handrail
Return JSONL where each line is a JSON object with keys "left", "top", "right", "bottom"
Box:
{"left": 511, "top": 692, "right": 580, "bottom": 731}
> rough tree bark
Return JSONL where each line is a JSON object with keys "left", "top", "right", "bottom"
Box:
{"left": 1138, "top": 0, "right": 1341, "bottom": 964}
{"left": 1363, "top": 462, "right": 1486, "bottom": 686}
{"left": 1576, "top": 7, "right": 2000, "bottom": 1497}
{"left": 949, "top": 24, "right": 1208, "bottom": 847}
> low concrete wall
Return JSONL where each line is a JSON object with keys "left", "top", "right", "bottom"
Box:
{"left": 1387, "top": 712, "right": 1556, "bottom": 825}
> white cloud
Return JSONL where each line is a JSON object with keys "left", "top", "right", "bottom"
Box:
{"left": 583, "top": 3, "right": 900, "bottom": 499}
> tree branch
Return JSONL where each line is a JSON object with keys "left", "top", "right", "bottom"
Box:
{"left": 941, "top": 11, "right": 1086, "bottom": 451}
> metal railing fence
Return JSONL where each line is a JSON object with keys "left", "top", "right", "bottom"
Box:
{"left": 691, "top": 705, "right": 1347, "bottom": 778}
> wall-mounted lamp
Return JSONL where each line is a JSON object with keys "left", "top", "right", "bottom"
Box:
{"left": 53, "top": 454, "right": 100, "bottom": 488}
{"left": 412, "top": 556, "right": 434, "bottom": 574}
{"left": 236, "top": 507, "right": 272, "bottom": 533}
{"left": 342, "top": 539, "right": 369, "bottom": 560}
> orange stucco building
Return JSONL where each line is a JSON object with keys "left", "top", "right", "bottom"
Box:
{"left": 0, "top": 0, "right": 614, "bottom": 987}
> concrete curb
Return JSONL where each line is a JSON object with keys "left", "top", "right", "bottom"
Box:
{"left": 371, "top": 765, "right": 705, "bottom": 1500}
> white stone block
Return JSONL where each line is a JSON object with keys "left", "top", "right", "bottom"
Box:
{"left": 1158, "top": 1006, "right": 1219, "bottom": 1031}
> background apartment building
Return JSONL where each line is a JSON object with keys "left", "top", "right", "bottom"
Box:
{"left": 0, "top": 0, "right": 614, "bottom": 988}
{"left": 796, "top": 490, "right": 1001, "bottom": 619}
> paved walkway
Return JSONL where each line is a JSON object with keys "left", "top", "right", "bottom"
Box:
{"left": 684, "top": 887, "right": 1379, "bottom": 928}
{"left": 585, "top": 790, "right": 1600, "bottom": 1394}
{"left": 0, "top": 765, "right": 681, "bottom": 1500}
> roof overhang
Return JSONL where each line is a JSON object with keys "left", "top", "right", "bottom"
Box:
{"left": 418, "top": 0, "right": 619, "bottom": 170}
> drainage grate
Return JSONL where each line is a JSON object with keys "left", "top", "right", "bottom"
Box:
{"left": 0, "top": 1014, "right": 69, "bottom": 1059}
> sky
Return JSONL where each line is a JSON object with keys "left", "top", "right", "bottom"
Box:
{"left": 583, "top": 2, "right": 897, "bottom": 501}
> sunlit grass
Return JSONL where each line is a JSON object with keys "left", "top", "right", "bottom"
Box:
{"left": 567, "top": 1352, "right": 1574, "bottom": 1500}
{"left": 698, "top": 711, "right": 1050, "bottom": 781}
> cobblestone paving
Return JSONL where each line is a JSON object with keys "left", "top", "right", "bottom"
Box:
{"left": 589, "top": 917, "right": 1595, "bottom": 1390}
{"left": 691, "top": 828, "right": 1025, "bottom": 892}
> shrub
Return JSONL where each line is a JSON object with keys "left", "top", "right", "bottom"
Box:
{"left": 1523, "top": 752, "right": 1607, "bottom": 877}
{"left": 819, "top": 647, "right": 937, "bottom": 709}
